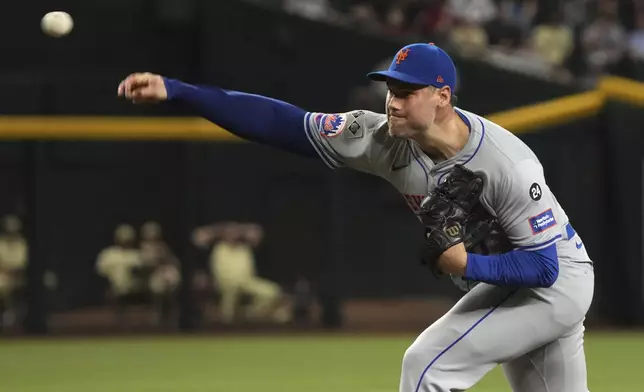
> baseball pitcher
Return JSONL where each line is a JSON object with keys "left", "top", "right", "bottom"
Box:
{"left": 118, "top": 43, "right": 594, "bottom": 392}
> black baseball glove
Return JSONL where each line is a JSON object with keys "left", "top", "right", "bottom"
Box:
{"left": 418, "top": 165, "right": 490, "bottom": 277}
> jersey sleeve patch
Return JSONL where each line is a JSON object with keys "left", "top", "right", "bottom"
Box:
{"left": 528, "top": 208, "right": 557, "bottom": 235}
{"left": 529, "top": 182, "right": 542, "bottom": 201}
{"left": 319, "top": 114, "right": 348, "bottom": 138}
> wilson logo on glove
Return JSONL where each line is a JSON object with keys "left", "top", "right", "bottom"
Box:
{"left": 444, "top": 224, "right": 461, "bottom": 238}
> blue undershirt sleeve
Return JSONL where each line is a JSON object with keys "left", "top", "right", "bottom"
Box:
{"left": 464, "top": 243, "right": 559, "bottom": 288}
{"left": 164, "top": 78, "right": 317, "bottom": 158}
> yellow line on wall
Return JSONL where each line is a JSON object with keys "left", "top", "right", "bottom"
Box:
{"left": 0, "top": 116, "right": 238, "bottom": 140}
{"left": 486, "top": 76, "right": 644, "bottom": 134}
{"left": 485, "top": 91, "right": 605, "bottom": 134}
{"left": 597, "top": 76, "right": 644, "bottom": 106}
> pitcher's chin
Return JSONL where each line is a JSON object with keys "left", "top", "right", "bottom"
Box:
{"left": 388, "top": 125, "right": 411, "bottom": 139}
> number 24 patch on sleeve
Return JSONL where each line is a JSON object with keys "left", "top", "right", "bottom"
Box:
{"left": 528, "top": 208, "right": 557, "bottom": 235}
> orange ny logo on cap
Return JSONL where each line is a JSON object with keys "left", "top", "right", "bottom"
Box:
{"left": 396, "top": 48, "right": 410, "bottom": 64}
{"left": 436, "top": 75, "right": 444, "bottom": 83}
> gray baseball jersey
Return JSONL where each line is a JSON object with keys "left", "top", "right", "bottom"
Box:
{"left": 304, "top": 109, "right": 595, "bottom": 392}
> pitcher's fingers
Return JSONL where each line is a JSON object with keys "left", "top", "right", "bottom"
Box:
{"left": 124, "top": 74, "right": 150, "bottom": 95}
{"left": 131, "top": 89, "right": 148, "bottom": 101}
{"left": 130, "top": 73, "right": 152, "bottom": 88}
{"left": 117, "top": 80, "right": 126, "bottom": 96}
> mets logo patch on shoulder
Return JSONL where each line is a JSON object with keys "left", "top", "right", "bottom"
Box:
{"left": 319, "top": 114, "right": 347, "bottom": 137}
{"left": 528, "top": 208, "right": 557, "bottom": 235}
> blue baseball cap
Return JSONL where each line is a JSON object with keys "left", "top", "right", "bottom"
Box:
{"left": 367, "top": 43, "right": 457, "bottom": 91}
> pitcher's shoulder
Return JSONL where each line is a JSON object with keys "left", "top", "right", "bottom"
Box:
{"left": 348, "top": 110, "right": 388, "bottom": 135}
{"left": 458, "top": 110, "right": 544, "bottom": 200}
{"left": 305, "top": 109, "right": 399, "bottom": 174}
{"left": 465, "top": 111, "right": 541, "bottom": 166}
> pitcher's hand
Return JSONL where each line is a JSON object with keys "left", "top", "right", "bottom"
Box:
{"left": 118, "top": 73, "right": 168, "bottom": 104}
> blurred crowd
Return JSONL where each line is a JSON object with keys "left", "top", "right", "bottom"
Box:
{"left": 0, "top": 218, "right": 297, "bottom": 332}
{"left": 276, "top": 0, "right": 644, "bottom": 86}
{"left": 95, "top": 221, "right": 181, "bottom": 327}
{"left": 94, "top": 220, "right": 292, "bottom": 329}
{"left": 0, "top": 215, "right": 28, "bottom": 330}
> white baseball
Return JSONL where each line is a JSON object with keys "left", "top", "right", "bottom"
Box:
{"left": 41, "top": 11, "right": 74, "bottom": 38}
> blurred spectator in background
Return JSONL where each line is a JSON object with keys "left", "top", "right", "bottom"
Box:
{"left": 383, "top": 2, "right": 408, "bottom": 36}
{"left": 95, "top": 224, "right": 143, "bottom": 324}
{"left": 193, "top": 222, "right": 289, "bottom": 325}
{"left": 530, "top": 10, "right": 574, "bottom": 81}
{"left": 581, "top": 7, "right": 626, "bottom": 83}
{"left": 139, "top": 221, "right": 181, "bottom": 327}
{"left": 627, "top": 9, "right": 644, "bottom": 80}
{"left": 500, "top": 0, "right": 538, "bottom": 41}
{"left": 348, "top": 2, "right": 382, "bottom": 32}
{"left": 563, "top": 0, "right": 593, "bottom": 29}
{"left": 0, "top": 215, "right": 27, "bottom": 329}
{"left": 410, "top": 0, "right": 451, "bottom": 39}
{"left": 283, "top": 0, "right": 334, "bottom": 22}
{"left": 449, "top": 16, "right": 489, "bottom": 57}
{"left": 485, "top": 1, "right": 527, "bottom": 50}
{"left": 446, "top": 0, "right": 497, "bottom": 27}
